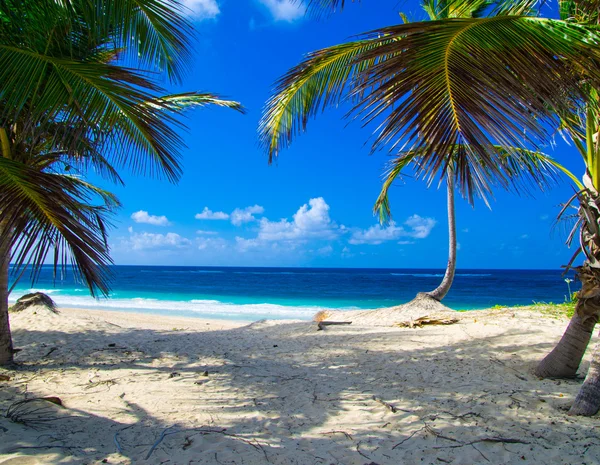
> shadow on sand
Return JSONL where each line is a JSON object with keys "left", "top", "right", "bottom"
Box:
{"left": 0, "top": 314, "right": 598, "bottom": 464}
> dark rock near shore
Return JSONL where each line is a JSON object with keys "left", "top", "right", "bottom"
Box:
{"left": 9, "top": 292, "right": 58, "bottom": 314}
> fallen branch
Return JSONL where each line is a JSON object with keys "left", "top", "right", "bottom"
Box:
{"left": 395, "top": 315, "right": 459, "bottom": 328}
{"left": 392, "top": 426, "right": 427, "bottom": 449}
{"left": 317, "top": 321, "right": 352, "bottom": 330}
{"left": 143, "top": 426, "right": 269, "bottom": 461}
{"left": 372, "top": 396, "right": 399, "bottom": 413}
{"left": 146, "top": 425, "right": 177, "bottom": 460}
{"left": 434, "top": 437, "right": 530, "bottom": 449}
{"left": 319, "top": 430, "right": 354, "bottom": 441}
{"left": 6, "top": 445, "right": 79, "bottom": 454}
{"left": 84, "top": 379, "right": 118, "bottom": 390}
{"left": 114, "top": 423, "right": 137, "bottom": 454}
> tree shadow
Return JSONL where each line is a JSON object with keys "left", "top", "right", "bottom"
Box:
{"left": 1, "top": 317, "right": 599, "bottom": 464}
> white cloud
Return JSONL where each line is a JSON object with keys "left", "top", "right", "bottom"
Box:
{"left": 234, "top": 198, "right": 338, "bottom": 251}
{"left": 197, "top": 236, "right": 227, "bottom": 250}
{"left": 349, "top": 215, "right": 436, "bottom": 245}
{"left": 231, "top": 205, "right": 265, "bottom": 226}
{"left": 181, "top": 0, "right": 220, "bottom": 19}
{"left": 131, "top": 210, "right": 170, "bottom": 226}
{"left": 256, "top": 197, "right": 338, "bottom": 242}
{"left": 129, "top": 232, "right": 191, "bottom": 251}
{"left": 258, "top": 0, "right": 305, "bottom": 21}
{"left": 195, "top": 207, "right": 230, "bottom": 220}
{"left": 404, "top": 215, "right": 437, "bottom": 239}
{"left": 317, "top": 245, "right": 333, "bottom": 256}
{"left": 196, "top": 230, "right": 219, "bottom": 236}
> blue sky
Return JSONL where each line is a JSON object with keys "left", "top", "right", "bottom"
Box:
{"left": 100, "top": 0, "right": 583, "bottom": 269}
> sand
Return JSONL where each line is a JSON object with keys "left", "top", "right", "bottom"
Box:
{"left": 0, "top": 306, "right": 598, "bottom": 465}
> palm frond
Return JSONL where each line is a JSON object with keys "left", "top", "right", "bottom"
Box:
{"left": 0, "top": 44, "right": 188, "bottom": 181}
{"left": 374, "top": 153, "right": 418, "bottom": 224}
{"left": 354, "top": 18, "right": 600, "bottom": 201}
{"left": 143, "top": 92, "right": 246, "bottom": 114}
{"left": 305, "top": 0, "right": 351, "bottom": 16}
{"left": 0, "top": 157, "right": 120, "bottom": 296}
{"left": 0, "top": 0, "right": 194, "bottom": 83}
{"left": 260, "top": 37, "right": 394, "bottom": 162}
{"left": 375, "top": 146, "right": 581, "bottom": 224}
{"left": 263, "top": 16, "right": 600, "bottom": 201}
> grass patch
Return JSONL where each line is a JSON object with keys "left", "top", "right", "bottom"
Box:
{"left": 490, "top": 301, "right": 575, "bottom": 319}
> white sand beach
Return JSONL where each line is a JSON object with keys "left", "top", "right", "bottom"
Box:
{"left": 0, "top": 306, "right": 598, "bottom": 465}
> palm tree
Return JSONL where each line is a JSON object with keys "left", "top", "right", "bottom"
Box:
{"left": 262, "top": 0, "right": 600, "bottom": 413}
{"left": 534, "top": 88, "right": 600, "bottom": 414}
{"left": 0, "top": 0, "right": 244, "bottom": 365}
{"left": 260, "top": 0, "right": 595, "bottom": 304}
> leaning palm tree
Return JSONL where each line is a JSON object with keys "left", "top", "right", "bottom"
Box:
{"left": 260, "top": 0, "right": 597, "bottom": 306}
{"left": 0, "top": 0, "right": 243, "bottom": 365}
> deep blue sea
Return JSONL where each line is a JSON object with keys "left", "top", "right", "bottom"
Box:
{"left": 9, "top": 266, "right": 578, "bottom": 321}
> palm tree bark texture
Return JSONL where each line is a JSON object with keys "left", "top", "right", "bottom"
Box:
{"left": 427, "top": 173, "right": 456, "bottom": 301}
{"left": 0, "top": 220, "right": 13, "bottom": 365}
{"left": 536, "top": 188, "right": 600, "bottom": 415}
{"left": 536, "top": 266, "right": 600, "bottom": 379}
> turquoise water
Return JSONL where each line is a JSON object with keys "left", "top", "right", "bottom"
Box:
{"left": 9, "top": 265, "right": 577, "bottom": 321}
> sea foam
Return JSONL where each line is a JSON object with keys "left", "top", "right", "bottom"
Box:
{"left": 8, "top": 289, "right": 324, "bottom": 321}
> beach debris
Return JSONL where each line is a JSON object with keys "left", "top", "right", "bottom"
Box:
{"left": 9, "top": 292, "right": 58, "bottom": 314}
{"left": 201, "top": 370, "right": 209, "bottom": 376}
{"left": 143, "top": 426, "right": 269, "bottom": 461}
{"left": 43, "top": 346, "right": 59, "bottom": 358}
{"left": 313, "top": 310, "right": 332, "bottom": 323}
{"left": 169, "top": 372, "right": 181, "bottom": 379}
{"left": 84, "top": 378, "right": 118, "bottom": 390}
{"left": 317, "top": 321, "right": 353, "bottom": 331}
{"left": 395, "top": 314, "right": 459, "bottom": 328}
{"left": 5, "top": 397, "right": 66, "bottom": 428}
{"left": 372, "top": 396, "right": 399, "bottom": 413}
{"left": 0, "top": 374, "right": 10, "bottom": 382}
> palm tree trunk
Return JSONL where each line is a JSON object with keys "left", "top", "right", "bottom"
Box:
{"left": 569, "top": 342, "right": 600, "bottom": 416}
{"left": 535, "top": 264, "right": 600, "bottom": 378}
{"left": 427, "top": 174, "right": 456, "bottom": 301}
{"left": 0, "top": 220, "right": 13, "bottom": 365}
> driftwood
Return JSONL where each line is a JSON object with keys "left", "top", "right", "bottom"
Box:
{"left": 395, "top": 314, "right": 459, "bottom": 328}
{"left": 317, "top": 321, "right": 352, "bottom": 331}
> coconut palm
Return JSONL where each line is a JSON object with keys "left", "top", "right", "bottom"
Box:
{"left": 260, "top": 0, "right": 597, "bottom": 303}
{"left": 534, "top": 91, "right": 600, "bottom": 415}
{"left": 0, "top": 0, "right": 244, "bottom": 365}
{"left": 262, "top": 0, "right": 600, "bottom": 413}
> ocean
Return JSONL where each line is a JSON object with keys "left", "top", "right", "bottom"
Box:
{"left": 8, "top": 266, "right": 577, "bottom": 321}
